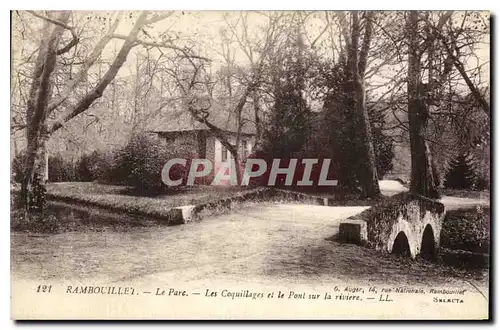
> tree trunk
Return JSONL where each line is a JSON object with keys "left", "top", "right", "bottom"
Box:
{"left": 43, "top": 143, "right": 49, "bottom": 182}
{"left": 349, "top": 12, "right": 381, "bottom": 198}
{"left": 231, "top": 151, "right": 242, "bottom": 186}
{"left": 21, "top": 12, "right": 70, "bottom": 218}
{"left": 407, "top": 12, "right": 440, "bottom": 199}
{"left": 21, "top": 11, "right": 153, "bottom": 219}
{"left": 354, "top": 79, "right": 381, "bottom": 198}
{"left": 252, "top": 90, "right": 262, "bottom": 148}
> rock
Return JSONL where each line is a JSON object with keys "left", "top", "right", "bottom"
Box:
{"left": 338, "top": 220, "right": 368, "bottom": 245}
{"left": 157, "top": 205, "right": 198, "bottom": 226}
{"left": 160, "top": 208, "right": 184, "bottom": 226}
{"left": 175, "top": 205, "right": 198, "bottom": 223}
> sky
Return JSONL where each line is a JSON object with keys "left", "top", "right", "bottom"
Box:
{"left": 10, "top": 10, "right": 490, "bottom": 111}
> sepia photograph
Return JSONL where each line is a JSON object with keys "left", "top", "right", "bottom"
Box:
{"left": 9, "top": 9, "right": 491, "bottom": 320}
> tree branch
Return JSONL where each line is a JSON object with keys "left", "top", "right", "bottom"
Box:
{"left": 47, "top": 12, "right": 122, "bottom": 114}
{"left": 112, "top": 34, "right": 210, "bottom": 61}
{"left": 56, "top": 30, "right": 79, "bottom": 55}
{"left": 48, "top": 11, "right": 150, "bottom": 134}
{"left": 424, "top": 13, "right": 490, "bottom": 117}
{"left": 26, "top": 10, "right": 74, "bottom": 30}
{"left": 358, "top": 11, "right": 374, "bottom": 77}
{"left": 144, "top": 11, "right": 175, "bottom": 25}
{"left": 335, "top": 11, "right": 351, "bottom": 50}
{"left": 27, "top": 9, "right": 80, "bottom": 56}
{"left": 310, "top": 18, "right": 330, "bottom": 48}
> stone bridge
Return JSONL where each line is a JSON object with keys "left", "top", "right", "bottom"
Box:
{"left": 339, "top": 193, "right": 446, "bottom": 260}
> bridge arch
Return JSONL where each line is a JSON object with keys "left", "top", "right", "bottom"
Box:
{"left": 391, "top": 231, "right": 411, "bottom": 258}
{"left": 342, "top": 192, "right": 446, "bottom": 260}
{"left": 420, "top": 224, "right": 436, "bottom": 260}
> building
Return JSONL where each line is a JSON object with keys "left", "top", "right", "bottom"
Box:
{"left": 148, "top": 100, "right": 256, "bottom": 184}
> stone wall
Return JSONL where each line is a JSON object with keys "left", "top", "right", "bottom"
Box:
{"left": 351, "top": 192, "right": 446, "bottom": 259}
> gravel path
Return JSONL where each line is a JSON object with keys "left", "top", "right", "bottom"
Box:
{"left": 11, "top": 203, "right": 487, "bottom": 291}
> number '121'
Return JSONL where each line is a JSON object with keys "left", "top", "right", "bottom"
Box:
{"left": 36, "top": 285, "right": 52, "bottom": 293}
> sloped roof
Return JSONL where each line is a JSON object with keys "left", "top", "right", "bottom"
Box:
{"left": 147, "top": 98, "right": 256, "bottom": 135}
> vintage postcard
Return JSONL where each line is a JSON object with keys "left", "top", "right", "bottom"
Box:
{"left": 10, "top": 10, "right": 490, "bottom": 320}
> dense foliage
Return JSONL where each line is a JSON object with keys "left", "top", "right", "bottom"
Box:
{"left": 440, "top": 206, "right": 490, "bottom": 254}
{"left": 313, "top": 59, "right": 395, "bottom": 193}
{"left": 444, "top": 151, "right": 478, "bottom": 190}
{"left": 11, "top": 134, "right": 193, "bottom": 195}
{"left": 262, "top": 30, "right": 312, "bottom": 159}
{"left": 110, "top": 133, "right": 192, "bottom": 195}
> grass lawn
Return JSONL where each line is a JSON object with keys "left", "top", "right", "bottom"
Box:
{"left": 46, "top": 182, "right": 249, "bottom": 214}
{"left": 9, "top": 182, "right": 257, "bottom": 232}
{"left": 48, "top": 182, "right": 246, "bottom": 204}
{"left": 440, "top": 188, "right": 490, "bottom": 200}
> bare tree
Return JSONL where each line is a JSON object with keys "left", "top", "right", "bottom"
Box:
{"left": 422, "top": 11, "right": 490, "bottom": 117}
{"left": 162, "top": 12, "right": 288, "bottom": 184}
{"left": 16, "top": 10, "right": 202, "bottom": 218}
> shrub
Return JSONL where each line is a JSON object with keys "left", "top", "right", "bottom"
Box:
{"left": 444, "top": 151, "right": 477, "bottom": 189}
{"left": 440, "top": 206, "right": 490, "bottom": 254}
{"left": 76, "top": 150, "right": 115, "bottom": 183}
{"left": 48, "top": 154, "right": 76, "bottom": 182}
{"left": 11, "top": 152, "right": 26, "bottom": 183}
{"left": 474, "top": 174, "right": 490, "bottom": 191}
{"left": 13, "top": 151, "right": 88, "bottom": 183}
{"left": 11, "top": 210, "right": 60, "bottom": 233}
{"left": 112, "top": 133, "right": 191, "bottom": 195}
{"left": 373, "top": 130, "right": 395, "bottom": 179}
{"left": 76, "top": 153, "right": 95, "bottom": 182}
